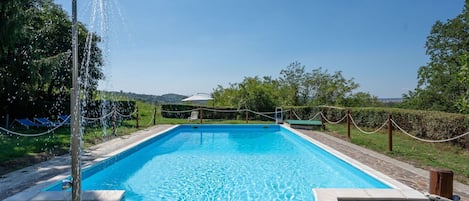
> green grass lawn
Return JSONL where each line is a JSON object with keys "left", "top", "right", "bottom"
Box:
{"left": 325, "top": 124, "right": 469, "bottom": 184}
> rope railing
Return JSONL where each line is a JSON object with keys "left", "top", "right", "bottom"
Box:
{"left": 320, "top": 112, "right": 347, "bottom": 125}
{"left": 292, "top": 110, "right": 302, "bottom": 120}
{"left": 0, "top": 108, "right": 138, "bottom": 137}
{"left": 160, "top": 109, "right": 194, "bottom": 113}
{"left": 391, "top": 119, "right": 469, "bottom": 143}
{"left": 201, "top": 108, "right": 245, "bottom": 113}
{"left": 145, "top": 113, "right": 155, "bottom": 126}
{"left": 0, "top": 116, "right": 71, "bottom": 137}
{"left": 349, "top": 114, "right": 389, "bottom": 135}
{"left": 247, "top": 109, "right": 276, "bottom": 120}
{"left": 115, "top": 110, "right": 136, "bottom": 118}
{"left": 82, "top": 110, "right": 114, "bottom": 121}
{"left": 257, "top": 111, "right": 277, "bottom": 115}
{"left": 309, "top": 112, "right": 321, "bottom": 121}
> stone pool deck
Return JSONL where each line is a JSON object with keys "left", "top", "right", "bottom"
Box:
{"left": 297, "top": 129, "right": 469, "bottom": 200}
{"left": 1, "top": 124, "right": 468, "bottom": 200}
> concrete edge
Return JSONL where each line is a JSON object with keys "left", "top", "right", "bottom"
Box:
{"left": 313, "top": 189, "right": 428, "bottom": 201}
{"left": 27, "top": 190, "right": 125, "bottom": 201}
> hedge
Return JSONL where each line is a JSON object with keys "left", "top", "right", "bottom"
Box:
{"left": 342, "top": 107, "right": 469, "bottom": 148}
{"left": 161, "top": 104, "right": 274, "bottom": 121}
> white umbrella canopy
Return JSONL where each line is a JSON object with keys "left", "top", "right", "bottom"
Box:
{"left": 181, "top": 93, "right": 213, "bottom": 104}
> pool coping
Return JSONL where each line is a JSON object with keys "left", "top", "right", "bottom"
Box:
{"left": 2, "top": 124, "right": 436, "bottom": 200}
{"left": 312, "top": 189, "right": 428, "bottom": 201}
{"left": 28, "top": 190, "right": 125, "bottom": 201}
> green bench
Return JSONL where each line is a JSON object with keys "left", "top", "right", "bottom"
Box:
{"left": 285, "top": 119, "right": 324, "bottom": 130}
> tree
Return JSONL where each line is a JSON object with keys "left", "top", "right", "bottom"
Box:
{"left": 0, "top": 0, "right": 104, "bottom": 118}
{"left": 402, "top": 2, "right": 469, "bottom": 113}
{"left": 304, "top": 68, "right": 359, "bottom": 106}
{"left": 342, "top": 92, "right": 381, "bottom": 107}
{"left": 213, "top": 62, "right": 364, "bottom": 110}
{"left": 279, "top": 61, "right": 306, "bottom": 106}
{"left": 212, "top": 76, "right": 280, "bottom": 111}
{"left": 457, "top": 53, "right": 469, "bottom": 113}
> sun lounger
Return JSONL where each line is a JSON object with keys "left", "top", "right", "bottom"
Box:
{"left": 188, "top": 110, "right": 199, "bottom": 121}
{"left": 34, "top": 117, "right": 57, "bottom": 127}
{"left": 15, "top": 118, "right": 43, "bottom": 129}
{"left": 59, "top": 115, "right": 71, "bottom": 125}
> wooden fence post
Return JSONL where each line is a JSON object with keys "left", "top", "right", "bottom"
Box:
{"left": 388, "top": 114, "right": 392, "bottom": 152}
{"left": 245, "top": 110, "right": 248, "bottom": 124}
{"left": 153, "top": 107, "right": 157, "bottom": 125}
{"left": 112, "top": 105, "right": 116, "bottom": 136}
{"left": 199, "top": 107, "right": 203, "bottom": 124}
{"left": 347, "top": 110, "right": 351, "bottom": 140}
{"left": 136, "top": 106, "right": 139, "bottom": 128}
{"left": 320, "top": 110, "right": 326, "bottom": 131}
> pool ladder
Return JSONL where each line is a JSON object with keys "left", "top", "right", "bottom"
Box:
{"left": 275, "top": 107, "right": 283, "bottom": 124}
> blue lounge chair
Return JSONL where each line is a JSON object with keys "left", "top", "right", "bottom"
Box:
{"left": 15, "top": 118, "right": 43, "bottom": 129}
{"left": 34, "top": 117, "right": 57, "bottom": 127}
{"left": 59, "top": 115, "right": 71, "bottom": 125}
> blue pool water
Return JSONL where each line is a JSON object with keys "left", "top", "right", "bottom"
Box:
{"left": 46, "top": 125, "right": 389, "bottom": 200}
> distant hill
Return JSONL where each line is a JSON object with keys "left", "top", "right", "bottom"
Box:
{"left": 104, "top": 91, "right": 187, "bottom": 104}
{"left": 378, "top": 98, "right": 402, "bottom": 103}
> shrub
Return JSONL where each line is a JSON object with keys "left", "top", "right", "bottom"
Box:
{"left": 342, "top": 107, "right": 469, "bottom": 148}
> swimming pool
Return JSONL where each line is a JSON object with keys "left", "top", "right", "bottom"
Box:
{"left": 45, "top": 125, "right": 390, "bottom": 200}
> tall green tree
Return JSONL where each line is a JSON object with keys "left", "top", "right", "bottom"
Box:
{"left": 213, "top": 62, "right": 366, "bottom": 109}
{"left": 212, "top": 76, "right": 281, "bottom": 111}
{"left": 457, "top": 53, "right": 469, "bottom": 113}
{"left": 305, "top": 68, "right": 359, "bottom": 106}
{"left": 402, "top": 2, "right": 469, "bottom": 113}
{"left": 279, "top": 61, "right": 306, "bottom": 106}
{"left": 0, "top": 0, "right": 103, "bottom": 118}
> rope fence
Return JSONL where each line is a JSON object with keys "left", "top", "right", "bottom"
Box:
{"left": 0, "top": 108, "right": 140, "bottom": 137}
{"left": 320, "top": 112, "right": 347, "bottom": 125}
{"left": 2, "top": 107, "right": 467, "bottom": 148}
{"left": 314, "top": 111, "right": 469, "bottom": 152}
{"left": 391, "top": 119, "right": 469, "bottom": 143}
{"left": 349, "top": 114, "right": 389, "bottom": 135}
{"left": 0, "top": 116, "right": 71, "bottom": 137}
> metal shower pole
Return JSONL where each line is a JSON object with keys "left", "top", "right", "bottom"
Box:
{"left": 71, "top": 0, "right": 82, "bottom": 200}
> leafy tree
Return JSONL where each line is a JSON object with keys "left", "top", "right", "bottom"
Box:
{"left": 402, "top": 2, "right": 469, "bottom": 113}
{"left": 457, "top": 53, "right": 469, "bottom": 113}
{"left": 212, "top": 76, "right": 280, "bottom": 111}
{"left": 212, "top": 84, "right": 241, "bottom": 107}
{"left": 0, "top": 0, "right": 103, "bottom": 118}
{"left": 0, "top": 0, "right": 33, "bottom": 115}
{"left": 279, "top": 61, "right": 306, "bottom": 106}
{"left": 213, "top": 62, "right": 365, "bottom": 110}
{"left": 342, "top": 92, "right": 381, "bottom": 107}
{"left": 304, "top": 68, "right": 359, "bottom": 106}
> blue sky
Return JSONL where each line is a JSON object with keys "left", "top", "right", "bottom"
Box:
{"left": 55, "top": 0, "right": 464, "bottom": 98}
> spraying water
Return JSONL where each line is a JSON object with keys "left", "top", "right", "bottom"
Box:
{"left": 72, "top": 0, "right": 127, "bottom": 200}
